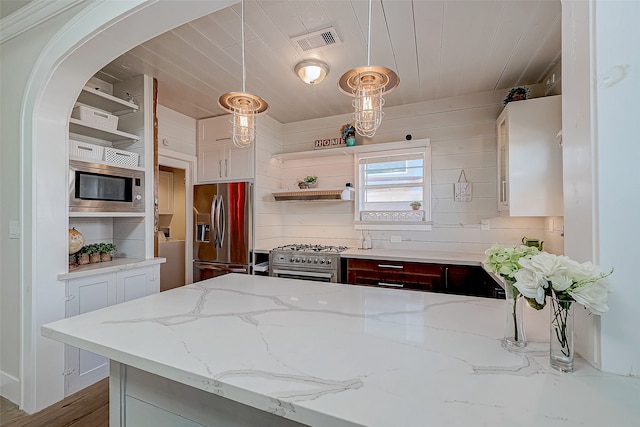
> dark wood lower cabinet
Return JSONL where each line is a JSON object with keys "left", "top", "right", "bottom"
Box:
{"left": 346, "top": 258, "right": 503, "bottom": 299}
{"left": 347, "top": 259, "right": 442, "bottom": 291}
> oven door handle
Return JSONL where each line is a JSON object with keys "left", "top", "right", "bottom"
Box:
{"left": 272, "top": 269, "right": 333, "bottom": 279}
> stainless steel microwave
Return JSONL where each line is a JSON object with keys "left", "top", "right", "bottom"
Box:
{"left": 69, "top": 160, "right": 144, "bottom": 213}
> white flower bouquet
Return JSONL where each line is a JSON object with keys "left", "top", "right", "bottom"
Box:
{"left": 512, "top": 252, "right": 612, "bottom": 314}
{"left": 511, "top": 251, "right": 613, "bottom": 371}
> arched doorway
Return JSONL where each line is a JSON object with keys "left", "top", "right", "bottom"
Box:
{"left": 20, "top": 0, "right": 234, "bottom": 413}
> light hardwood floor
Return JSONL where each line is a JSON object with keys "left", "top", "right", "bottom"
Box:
{"left": 0, "top": 379, "right": 108, "bottom": 427}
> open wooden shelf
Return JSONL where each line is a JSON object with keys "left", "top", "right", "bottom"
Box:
{"left": 272, "top": 189, "right": 346, "bottom": 201}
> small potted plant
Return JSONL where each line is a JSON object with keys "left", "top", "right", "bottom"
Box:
{"left": 77, "top": 245, "right": 90, "bottom": 265}
{"left": 85, "top": 243, "right": 101, "bottom": 263}
{"left": 503, "top": 86, "right": 530, "bottom": 106}
{"left": 410, "top": 201, "right": 422, "bottom": 211}
{"left": 98, "top": 242, "right": 117, "bottom": 262}
{"left": 297, "top": 175, "right": 318, "bottom": 189}
{"left": 340, "top": 122, "right": 356, "bottom": 146}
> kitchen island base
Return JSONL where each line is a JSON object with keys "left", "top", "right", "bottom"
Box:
{"left": 110, "top": 362, "right": 311, "bottom": 427}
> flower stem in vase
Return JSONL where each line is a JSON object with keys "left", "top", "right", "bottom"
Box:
{"left": 550, "top": 296, "right": 574, "bottom": 372}
{"left": 503, "top": 281, "right": 526, "bottom": 348}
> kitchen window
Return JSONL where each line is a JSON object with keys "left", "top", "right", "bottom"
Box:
{"left": 354, "top": 145, "right": 431, "bottom": 230}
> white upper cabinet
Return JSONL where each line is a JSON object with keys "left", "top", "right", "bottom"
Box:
{"left": 496, "top": 95, "right": 563, "bottom": 216}
{"left": 197, "top": 115, "right": 254, "bottom": 183}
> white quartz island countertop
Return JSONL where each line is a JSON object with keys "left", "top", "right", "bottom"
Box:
{"left": 341, "top": 248, "right": 487, "bottom": 266}
{"left": 42, "top": 274, "right": 639, "bottom": 426}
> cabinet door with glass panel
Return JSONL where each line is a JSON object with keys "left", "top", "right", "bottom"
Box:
{"left": 354, "top": 141, "right": 431, "bottom": 230}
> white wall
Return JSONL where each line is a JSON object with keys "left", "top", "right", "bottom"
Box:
{"left": 273, "top": 90, "right": 553, "bottom": 253}
{"left": 158, "top": 105, "right": 197, "bottom": 157}
{"left": 562, "top": 0, "right": 640, "bottom": 376}
{"left": 0, "top": 0, "right": 235, "bottom": 413}
{"left": 254, "top": 115, "right": 284, "bottom": 250}
{"left": 592, "top": 0, "right": 640, "bottom": 376}
{"left": 0, "top": 2, "right": 90, "bottom": 406}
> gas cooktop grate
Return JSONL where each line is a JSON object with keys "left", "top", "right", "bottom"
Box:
{"left": 272, "top": 244, "right": 348, "bottom": 253}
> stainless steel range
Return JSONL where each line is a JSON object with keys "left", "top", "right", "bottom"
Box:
{"left": 269, "top": 244, "right": 348, "bottom": 283}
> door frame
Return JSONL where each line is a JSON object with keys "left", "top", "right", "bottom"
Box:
{"left": 159, "top": 151, "right": 196, "bottom": 285}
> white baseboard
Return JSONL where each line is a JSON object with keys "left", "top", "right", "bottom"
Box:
{"left": 1, "top": 370, "right": 20, "bottom": 405}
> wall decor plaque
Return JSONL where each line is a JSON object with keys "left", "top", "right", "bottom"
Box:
{"left": 314, "top": 138, "right": 346, "bottom": 150}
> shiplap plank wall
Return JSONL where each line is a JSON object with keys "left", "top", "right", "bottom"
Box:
{"left": 260, "top": 89, "right": 559, "bottom": 254}
{"left": 254, "top": 115, "right": 284, "bottom": 250}
{"left": 157, "top": 105, "right": 197, "bottom": 157}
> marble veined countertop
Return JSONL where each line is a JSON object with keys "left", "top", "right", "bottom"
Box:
{"left": 341, "top": 248, "right": 486, "bottom": 266}
{"left": 42, "top": 274, "right": 639, "bottom": 426}
{"left": 58, "top": 257, "right": 166, "bottom": 280}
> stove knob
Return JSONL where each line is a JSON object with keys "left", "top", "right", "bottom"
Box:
{"left": 320, "top": 259, "right": 325, "bottom": 264}
{"left": 295, "top": 257, "right": 300, "bottom": 263}
{"left": 326, "top": 259, "right": 332, "bottom": 265}
{"left": 313, "top": 258, "right": 318, "bottom": 264}
{"left": 290, "top": 257, "right": 295, "bottom": 262}
{"left": 301, "top": 258, "right": 306, "bottom": 263}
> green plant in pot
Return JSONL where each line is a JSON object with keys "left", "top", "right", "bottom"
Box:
{"left": 85, "top": 243, "right": 102, "bottom": 263}
{"left": 98, "top": 242, "right": 117, "bottom": 262}
{"left": 503, "top": 86, "right": 530, "bottom": 106}
{"left": 410, "top": 201, "right": 422, "bottom": 210}
{"left": 340, "top": 122, "right": 356, "bottom": 146}
{"left": 298, "top": 175, "right": 318, "bottom": 189}
{"left": 77, "top": 245, "right": 90, "bottom": 265}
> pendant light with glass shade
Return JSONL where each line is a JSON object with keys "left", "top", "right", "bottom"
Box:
{"left": 339, "top": 0, "right": 399, "bottom": 138}
{"left": 218, "top": 0, "right": 268, "bottom": 148}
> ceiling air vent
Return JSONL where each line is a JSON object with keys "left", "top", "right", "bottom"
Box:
{"left": 291, "top": 27, "right": 342, "bottom": 53}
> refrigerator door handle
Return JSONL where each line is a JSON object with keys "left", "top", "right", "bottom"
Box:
{"left": 213, "top": 195, "right": 223, "bottom": 248}
{"left": 211, "top": 196, "right": 218, "bottom": 248}
{"left": 218, "top": 195, "right": 225, "bottom": 247}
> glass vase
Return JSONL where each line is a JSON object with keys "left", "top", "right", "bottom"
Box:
{"left": 502, "top": 280, "right": 526, "bottom": 348}
{"left": 550, "top": 297, "right": 574, "bottom": 372}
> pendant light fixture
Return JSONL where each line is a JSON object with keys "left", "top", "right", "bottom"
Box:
{"left": 219, "top": 0, "right": 268, "bottom": 148}
{"left": 338, "top": 0, "right": 399, "bottom": 138}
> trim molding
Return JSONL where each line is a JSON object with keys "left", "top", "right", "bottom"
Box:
{"left": 0, "top": 0, "right": 85, "bottom": 44}
{"left": 1, "top": 370, "right": 20, "bottom": 406}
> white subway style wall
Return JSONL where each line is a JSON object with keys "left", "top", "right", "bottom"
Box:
{"left": 254, "top": 115, "right": 285, "bottom": 250}
{"left": 258, "top": 89, "right": 559, "bottom": 254}
{"left": 157, "top": 105, "right": 197, "bottom": 157}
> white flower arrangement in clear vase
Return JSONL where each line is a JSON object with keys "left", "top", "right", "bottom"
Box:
{"left": 511, "top": 252, "right": 613, "bottom": 372}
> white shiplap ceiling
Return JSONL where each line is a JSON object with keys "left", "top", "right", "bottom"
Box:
{"left": 97, "top": 0, "right": 561, "bottom": 123}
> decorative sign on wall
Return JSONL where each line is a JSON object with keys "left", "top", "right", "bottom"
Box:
{"left": 314, "top": 138, "right": 346, "bottom": 150}
{"left": 454, "top": 169, "right": 473, "bottom": 202}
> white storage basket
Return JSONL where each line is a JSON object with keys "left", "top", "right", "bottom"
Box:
{"left": 69, "top": 140, "right": 104, "bottom": 162}
{"left": 104, "top": 147, "right": 139, "bottom": 167}
{"left": 72, "top": 104, "right": 118, "bottom": 130}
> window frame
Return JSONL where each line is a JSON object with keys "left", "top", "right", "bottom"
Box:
{"left": 353, "top": 141, "right": 432, "bottom": 231}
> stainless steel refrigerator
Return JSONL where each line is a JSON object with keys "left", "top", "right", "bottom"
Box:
{"left": 193, "top": 182, "right": 253, "bottom": 282}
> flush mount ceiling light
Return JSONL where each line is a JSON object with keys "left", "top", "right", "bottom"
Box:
{"left": 218, "top": 0, "right": 268, "bottom": 148}
{"left": 295, "top": 60, "right": 329, "bottom": 85}
{"left": 338, "top": 0, "right": 399, "bottom": 138}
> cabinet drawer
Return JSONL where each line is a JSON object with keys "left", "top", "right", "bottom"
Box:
{"left": 347, "top": 259, "right": 442, "bottom": 291}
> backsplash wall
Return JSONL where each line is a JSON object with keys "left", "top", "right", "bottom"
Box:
{"left": 264, "top": 89, "right": 559, "bottom": 254}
